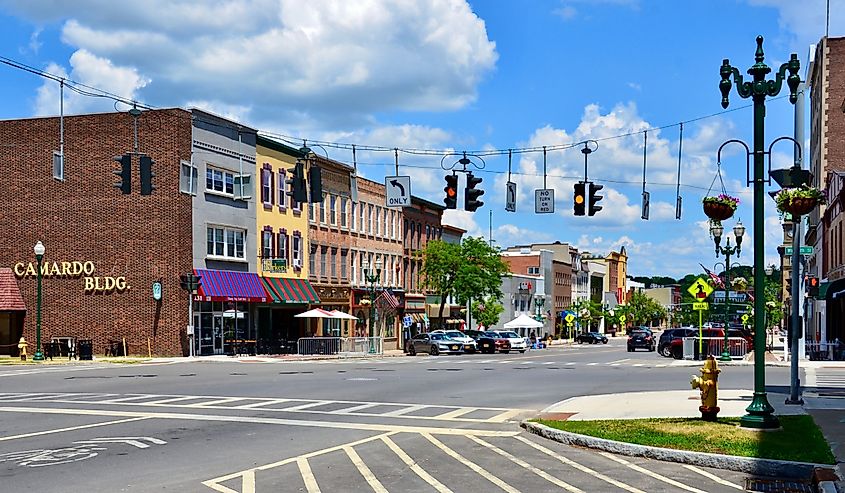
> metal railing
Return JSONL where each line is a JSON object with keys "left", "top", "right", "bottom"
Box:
{"left": 682, "top": 337, "right": 748, "bottom": 360}
{"left": 297, "top": 337, "right": 383, "bottom": 357}
{"left": 806, "top": 341, "right": 844, "bottom": 361}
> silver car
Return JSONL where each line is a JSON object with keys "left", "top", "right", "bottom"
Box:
{"left": 407, "top": 333, "right": 464, "bottom": 356}
{"left": 431, "top": 330, "right": 478, "bottom": 353}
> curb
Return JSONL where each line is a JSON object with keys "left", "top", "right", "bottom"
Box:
{"left": 521, "top": 420, "right": 830, "bottom": 479}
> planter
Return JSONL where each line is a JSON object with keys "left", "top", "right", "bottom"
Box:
{"left": 703, "top": 201, "right": 735, "bottom": 221}
{"left": 779, "top": 197, "right": 818, "bottom": 216}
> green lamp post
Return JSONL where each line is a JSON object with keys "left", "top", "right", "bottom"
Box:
{"left": 32, "top": 240, "right": 45, "bottom": 361}
{"left": 362, "top": 258, "right": 382, "bottom": 338}
{"left": 710, "top": 221, "right": 745, "bottom": 361}
{"left": 719, "top": 36, "right": 800, "bottom": 429}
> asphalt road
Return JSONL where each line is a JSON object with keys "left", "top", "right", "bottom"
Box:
{"left": 0, "top": 337, "right": 800, "bottom": 492}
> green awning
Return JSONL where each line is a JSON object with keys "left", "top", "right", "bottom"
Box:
{"left": 262, "top": 277, "right": 320, "bottom": 304}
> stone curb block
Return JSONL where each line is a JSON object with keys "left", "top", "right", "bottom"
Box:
{"left": 521, "top": 420, "right": 825, "bottom": 479}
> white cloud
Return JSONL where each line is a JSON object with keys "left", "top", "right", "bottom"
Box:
{"left": 747, "top": 0, "right": 845, "bottom": 49}
{"left": 7, "top": 0, "right": 498, "bottom": 126}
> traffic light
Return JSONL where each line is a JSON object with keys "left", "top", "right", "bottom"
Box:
{"left": 113, "top": 153, "right": 131, "bottom": 194}
{"left": 179, "top": 273, "right": 202, "bottom": 292}
{"left": 588, "top": 182, "right": 604, "bottom": 216}
{"left": 807, "top": 276, "right": 820, "bottom": 298}
{"left": 139, "top": 154, "right": 155, "bottom": 195}
{"left": 443, "top": 174, "right": 458, "bottom": 209}
{"left": 308, "top": 164, "right": 322, "bottom": 203}
{"left": 464, "top": 172, "right": 484, "bottom": 212}
{"left": 573, "top": 181, "right": 586, "bottom": 216}
{"left": 286, "top": 160, "right": 307, "bottom": 204}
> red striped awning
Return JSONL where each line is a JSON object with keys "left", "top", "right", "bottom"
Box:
{"left": 262, "top": 277, "right": 320, "bottom": 304}
{"left": 193, "top": 269, "right": 269, "bottom": 303}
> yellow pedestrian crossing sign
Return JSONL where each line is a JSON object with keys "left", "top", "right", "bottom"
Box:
{"left": 741, "top": 314, "right": 749, "bottom": 323}
{"left": 693, "top": 302, "right": 708, "bottom": 311}
{"left": 687, "top": 277, "right": 713, "bottom": 300}
{"left": 564, "top": 313, "right": 575, "bottom": 323}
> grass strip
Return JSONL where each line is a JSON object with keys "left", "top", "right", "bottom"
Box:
{"left": 535, "top": 415, "right": 835, "bottom": 464}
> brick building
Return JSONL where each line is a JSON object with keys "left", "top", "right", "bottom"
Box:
{"left": 0, "top": 109, "right": 193, "bottom": 356}
{"left": 402, "top": 196, "right": 444, "bottom": 339}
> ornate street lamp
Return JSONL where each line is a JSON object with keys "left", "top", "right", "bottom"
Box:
{"left": 362, "top": 258, "right": 382, "bottom": 338}
{"left": 718, "top": 35, "right": 800, "bottom": 429}
{"left": 711, "top": 221, "right": 744, "bottom": 361}
{"left": 32, "top": 241, "right": 46, "bottom": 361}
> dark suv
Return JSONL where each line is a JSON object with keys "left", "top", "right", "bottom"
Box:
{"left": 627, "top": 329, "right": 655, "bottom": 352}
{"left": 658, "top": 327, "right": 696, "bottom": 357}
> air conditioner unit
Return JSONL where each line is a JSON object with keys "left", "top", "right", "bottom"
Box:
{"left": 293, "top": 260, "right": 302, "bottom": 268}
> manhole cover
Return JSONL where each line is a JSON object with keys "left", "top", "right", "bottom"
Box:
{"left": 745, "top": 478, "right": 814, "bottom": 493}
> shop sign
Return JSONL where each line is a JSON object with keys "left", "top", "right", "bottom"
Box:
{"left": 13, "top": 260, "right": 130, "bottom": 295}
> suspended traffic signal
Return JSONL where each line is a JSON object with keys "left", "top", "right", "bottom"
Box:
{"left": 465, "top": 172, "right": 484, "bottom": 212}
{"left": 588, "top": 182, "right": 604, "bottom": 216}
{"left": 286, "top": 160, "right": 307, "bottom": 204}
{"left": 308, "top": 164, "right": 323, "bottom": 203}
{"left": 113, "top": 153, "right": 131, "bottom": 194}
{"left": 573, "top": 182, "right": 586, "bottom": 216}
{"left": 139, "top": 154, "right": 155, "bottom": 195}
{"left": 443, "top": 174, "right": 458, "bottom": 209}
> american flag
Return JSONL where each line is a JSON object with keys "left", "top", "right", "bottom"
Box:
{"left": 700, "top": 263, "right": 725, "bottom": 289}
{"left": 376, "top": 289, "right": 400, "bottom": 309}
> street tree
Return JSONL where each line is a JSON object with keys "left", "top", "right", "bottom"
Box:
{"left": 627, "top": 291, "right": 667, "bottom": 326}
{"left": 453, "top": 237, "right": 510, "bottom": 318}
{"left": 474, "top": 296, "right": 504, "bottom": 329}
{"left": 420, "top": 240, "right": 462, "bottom": 328}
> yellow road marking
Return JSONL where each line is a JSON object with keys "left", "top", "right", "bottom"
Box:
{"left": 298, "top": 457, "right": 321, "bottom": 493}
{"left": 422, "top": 433, "right": 519, "bottom": 493}
{"left": 682, "top": 464, "right": 744, "bottom": 490}
{"left": 514, "top": 435, "right": 646, "bottom": 493}
{"left": 469, "top": 436, "right": 584, "bottom": 493}
{"left": 381, "top": 435, "right": 453, "bottom": 493}
{"left": 344, "top": 446, "right": 389, "bottom": 493}
{"left": 0, "top": 416, "right": 151, "bottom": 442}
{"left": 599, "top": 452, "right": 707, "bottom": 493}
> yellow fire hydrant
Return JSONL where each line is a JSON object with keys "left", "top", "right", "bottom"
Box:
{"left": 17, "top": 337, "right": 28, "bottom": 361}
{"left": 691, "top": 356, "right": 721, "bottom": 421}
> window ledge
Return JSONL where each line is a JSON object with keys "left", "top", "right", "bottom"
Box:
{"left": 205, "top": 255, "right": 249, "bottom": 264}
{"left": 205, "top": 190, "right": 236, "bottom": 200}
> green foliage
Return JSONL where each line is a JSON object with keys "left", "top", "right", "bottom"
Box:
{"left": 474, "top": 297, "right": 504, "bottom": 328}
{"left": 774, "top": 185, "right": 826, "bottom": 212}
{"left": 420, "top": 240, "right": 462, "bottom": 327}
{"left": 702, "top": 194, "right": 740, "bottom": 211}
{"left": 626, "top": 291, "right": 667, "bottom": 326}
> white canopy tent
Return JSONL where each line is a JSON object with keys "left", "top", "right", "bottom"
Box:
{"left": 503, "top": 314, "right": 544, "bottom": 337}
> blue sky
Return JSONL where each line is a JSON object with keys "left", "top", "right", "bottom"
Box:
{"left": 0, "top": 0, "right": 841, "bottom": 278}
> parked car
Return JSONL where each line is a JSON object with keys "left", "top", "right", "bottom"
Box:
{"left": 407, "top": 333, "right": 464, "bottom": 356}
{"left": 575, "top": 332, "right": 608, "bottom": 344}
{"left": 627, "top": 329, "right": 655, "bottom": 352}
{"left": 658, "top": 327, "right": 696, "bottom": 357}
{"left": 492, "top": 331, "right": 528, "bottom": 353}
{"left": 463, "top": 329, "right": 487, "bottom": 341}
{"left": 431, "top": 330, "right": 477, "bottom": 353}
{"left": 476, "top": 331, "right": 511, "bottom": 354}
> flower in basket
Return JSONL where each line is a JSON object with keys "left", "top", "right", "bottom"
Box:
{"left": 360, "top": 298, "right": 371, "bottom": 306}
{"left": 702, "top": 194, "right": 740, "bottom": 211}
{"left": 774, "top": 185, "right": 826, "bottom": 213}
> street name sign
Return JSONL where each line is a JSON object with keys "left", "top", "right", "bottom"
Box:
{"left": 687, "top": 277, "right": 713, "bottom": 299}
{"left": 385, "top": 176, "right": 411, "bottom": 207}
{"left": 535, "top": 189, "right": 554, "bottom": 213}
{"left": 505, "top": 181, "right": 517, "bottom": 212}
{"left": 693, "top": 302, "right": 708, "bottom": 311}
{"left": 784, "top": 246, "right": 813, "bottom": 256}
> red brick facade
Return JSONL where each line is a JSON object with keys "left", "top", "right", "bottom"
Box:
{"left": 0, "top": 110, "right": 194, "bottom": 356}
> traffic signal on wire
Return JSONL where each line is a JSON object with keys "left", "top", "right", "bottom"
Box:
{"left": 139, "top": 154, "right": 155, "bottom": 195}
{"left": 464, "top": 172, "right": 484, "bottom": 212}
{"left": 308, "top": 164, "right": 323, "bottom": 203}
{"left": 286, "top": 160, "right": 308, "bottom": 204}
{"left": 113, "top": 153, "right": 132, "bottom": 194}
{"left": 573, "top": 182, "right": 586, "bottom": 216}
{"left": 444, "top": 173, "right": 458, "bottom": 209}
{"left": 588, "top": 182, "right": 604, "bottom": 216}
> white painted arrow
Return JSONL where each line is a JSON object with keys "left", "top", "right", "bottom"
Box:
{"left": 73, "top": 437, "right": 166, "bottom": 449}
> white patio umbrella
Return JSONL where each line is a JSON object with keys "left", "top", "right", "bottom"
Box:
{"left": 293, "top": 308, "right": 337, "bottom": 319}
{"left": 329, "top": 310, "right": 358, "bottom": 320}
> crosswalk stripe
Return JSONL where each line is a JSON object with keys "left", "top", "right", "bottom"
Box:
{"left": 344, "top": 446, "right": 389, "bottom": 493}
{"left": 381, "top": 436, "right": 453, "bottom": 493}
{"left": 468, "top": 436, "right": 584, "bottom": 493}
{"left": 330, "top": 403, "right": 380, "bottom": 414}
{"left": 187, "top": 397, "right": 244, "bottom": 407}
{"left": 434, "top": 407, "right": 477, "bottom": 420}
{"left": 515, "top": 436, "right": 646, "bottom": 493}
{"left": 487, "top": 410, "right": 523, "bottom": 423}
{"left": 382, "top": 405, "right": 426, "bottom": 417}
{"left": 235, "top": 399, "right": 292, "bottom": 409}
{"left": 682, "top": 464, "right": 744, "bottom": 490}
{"left": 599, "top": 452, "right": 706, "bottom": 493}
{"left": 276, "top": 401, "right": 332, "bottom": 412}
{"left": 423, "top": 433, "right": 519, "bottom": 493}
{"left": 298, "top": 458, "right": 321, "bottom": 493}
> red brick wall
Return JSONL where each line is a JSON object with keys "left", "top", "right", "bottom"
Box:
{"left": 0, "top": 109, "right": 193, "bottom": 356}
{"left": 501, "top": 255, "right": 539, "bottom": 276}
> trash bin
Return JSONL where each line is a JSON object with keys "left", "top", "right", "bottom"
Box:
{"left": 78, "top": 339, "right": 93, "bottom": 360}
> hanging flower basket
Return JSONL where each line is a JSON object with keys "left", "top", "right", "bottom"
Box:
{"left": 702, "top": 194, "right": 739, "bottom": 221}
{"left": 775, "top": 185, "right": 826, "bottom": 216}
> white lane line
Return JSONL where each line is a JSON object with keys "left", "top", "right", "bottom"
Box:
{"left": 381, "top": 435, "right": 453, "bottom": 493}
{"left": 382, "top": 405, "right": 427, "bottom": 417}
{"left": 275, "top": 401, "right": 332, "bottom": 412}
{"left": 656, "top": 364, "right": 667, "bottom": 368}
{"left": 187, "top": 397, "right": 244, "bottom": 407}
{"left": 0, "top": 416, "right": 151, "bottom": 442}
{"left": 682, "top": 464, "right": 744, "bottom": 490}
{"left": 100, "top": 395, "right": 167, "bottom": 403}
{"left": 330, "top": 403, "right": 379, "bottom": 414}
{"left": 344, "top": 446, "right": 389, "bottom": 493}
{"left": 514, "top": 435, "right": 646, "bottom": 493}
{"left": 599, "top": 452, "right": 706, "bottom": 493}
{"left": 234, "top": 399, "right": 292, "bottom": 409}
{"left": 632, "top": 364, "right": 644, "bottom": 367}
{"left": 0, "top": 393, "right": 44, "bottom": 400}
{"left": 587, "top": 363, "right": 599, "bottom": 366}
{"left": 610, "top": 363, "right": 621, "bottom": 366}
{"left": 434, "top": 407, "right": 477, "bottom": 420}
{"left": 19, "top": 393, "right": 79, "bottom": 401}
{"left": 145, "top": 396, "right": 203, "bottom": 405}
{"left": 423, "top": 433, "right": 518, "bottom": 493}
{"left": 0, "top": 406, "right": 519, "bottom": 437}
{"left": 298, "top": 457, "right": 321, "bottom": 493}
{"left": 487, "top": 409, "right": 523, "bottom": 423}
{"left": 607, "top": 359, "right": 631, "bottom": 364}
{"left": 468, "top": 436, "right": 584, "bottom": 493}
{"left": 542, "top": 361, "right": 554, "bottom": 365}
